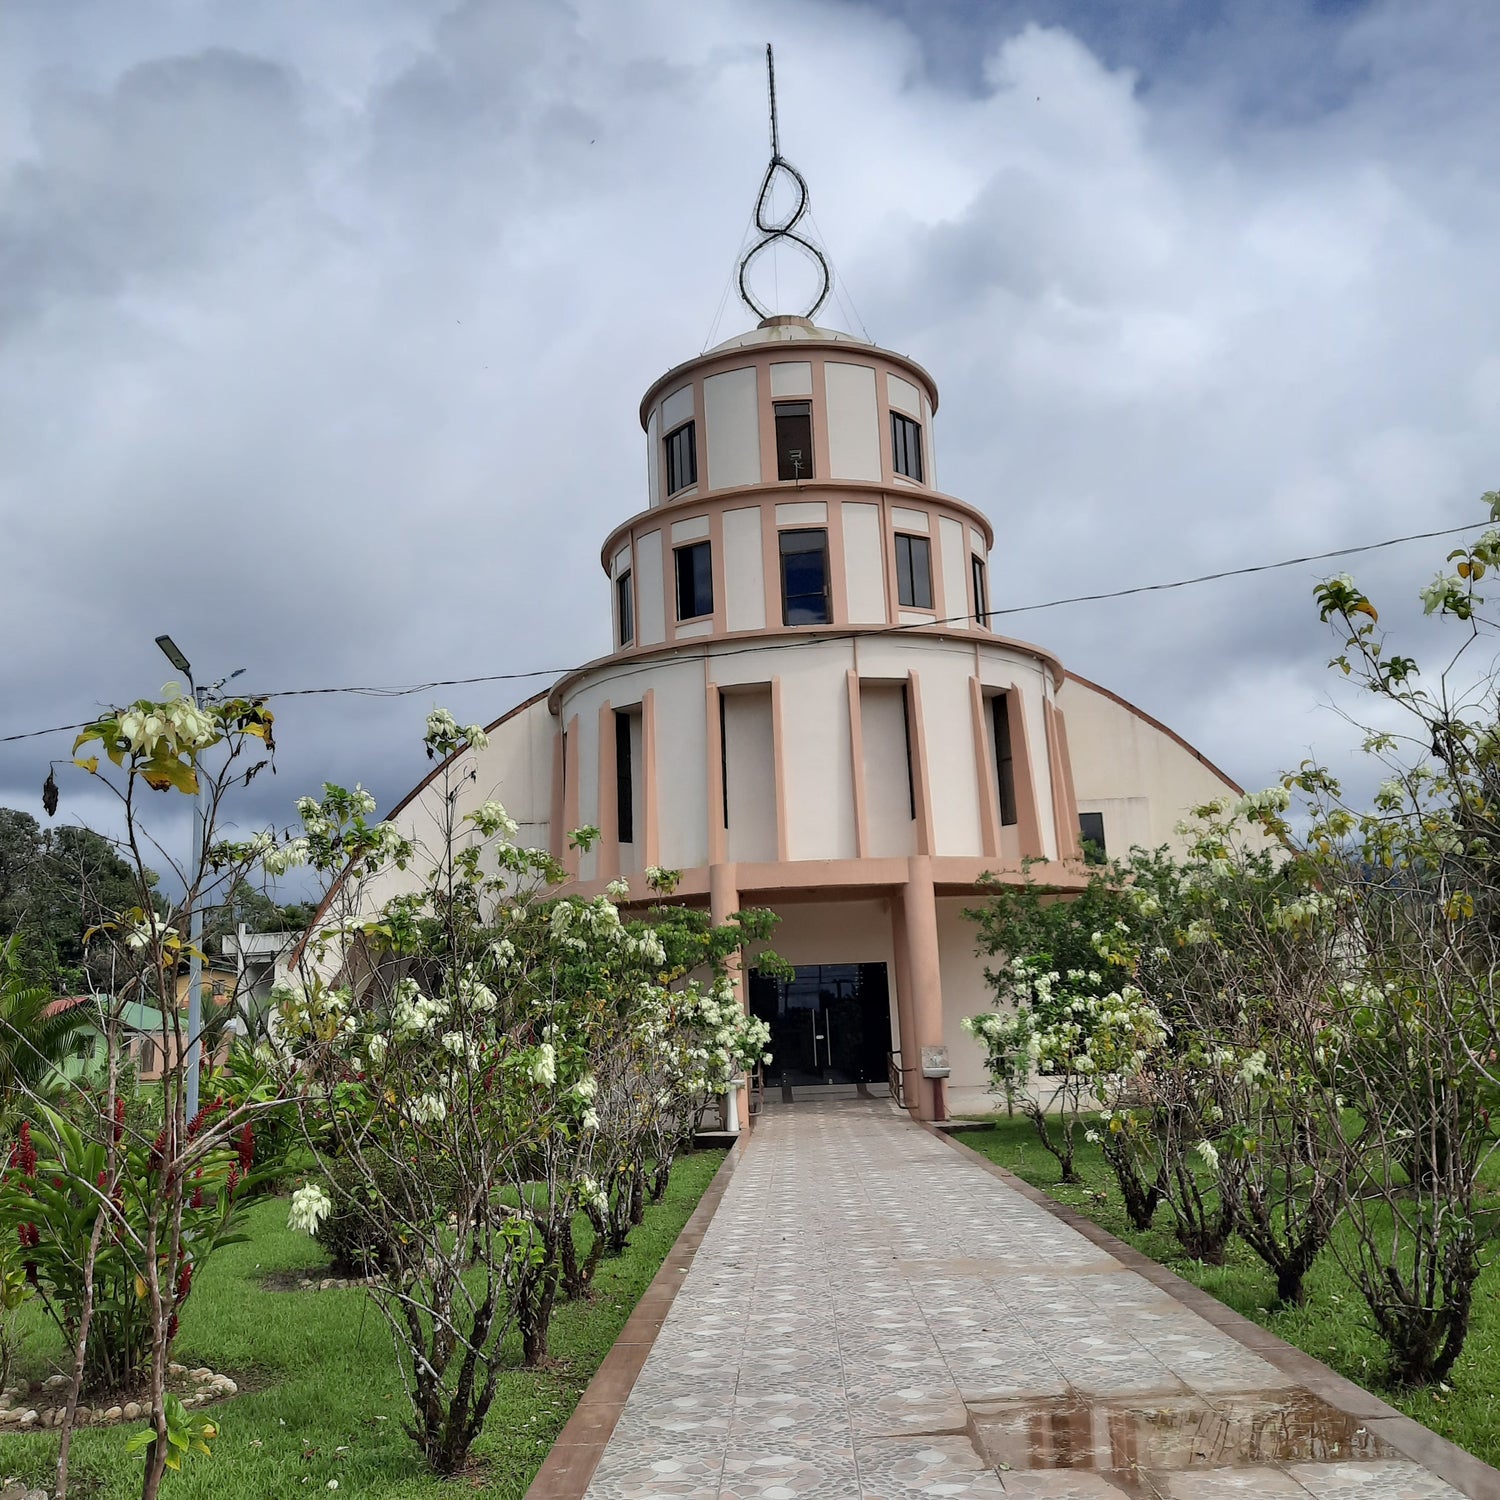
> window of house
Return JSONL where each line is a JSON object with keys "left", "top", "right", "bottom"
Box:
{"left": 972, "top": 555, "right": 988, "bottom": 627}
{"left": 895, "top": 533, "right": 933, "bottom": 610}
{"left": 675, "top": 540, "right": 713, "bottom": 620}
{"left": 891, "top": 412, "right": 924, "bottom": 482}
{"left": 718, "top": 691, "right": 729, "bottom": 828}
{"left": 779, "top": 528, "right": 831, "bottom": 625}
{"left": 664, "top": 421, "right": 697, "bottom": 495}
{"left": 900, "top": 682, "right": 917, "bottom": 820}
{"left": 616, "top": 569, "right": 634, "bottom": 646}
{"left": 775, "top": 401, "right": 813, "bottom": 481}
{"left": 616, "top": 710, "right": 635, "bottom": 844}
{"left": 1079, "top": 812, "right": 1107, "bottom": 863}
{"left": 991, "top": 693, "right": 1018, "bottom": 827}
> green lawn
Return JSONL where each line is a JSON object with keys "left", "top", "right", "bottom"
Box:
{"left": 0, "top": 1150, "right": 725, "bottom": 1497}
{"left": 959, "top": 1116, "right": 1500, "bottom": 1469}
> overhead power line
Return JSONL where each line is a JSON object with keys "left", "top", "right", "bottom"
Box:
{"left": 0, "top": 519, "right": 1484, "bottom": 748}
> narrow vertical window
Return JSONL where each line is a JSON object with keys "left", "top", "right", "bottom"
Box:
{"left": 719, "top": 690, "right": 729, "bottom": 829}
{"left": 779, "top": 528, "right": 830, "bottom": 624}
{"left": 971, "top": 555, "right": 988, "bottom": 627}
{"left": 664, "top": 421, "right": 697, "bottom": 495}
{"left": 1079, "top": 812, "right": 1107, "bottom": 863}
{"left": 895, "top": 534, "right": 933, "bottom": 610}
{"left": 900, "top": 682, "right": 917, "bottom": 820}
{"left": 891, "top": 412, "right": 924, "bottom": 482}
{"left": 616, "top": 568, "right": 634, "bottom": 646}
{"left": 674, "top": 540, "right": 713, "bottom": 620}
{"left": 615, "top": 710, "right": 634, "bottom": 844}
{"left": 992, "top": 693, "right": 1018, "bottom": 827}
{"left": 775, "top": 401, "right": 813, "bottom": 481}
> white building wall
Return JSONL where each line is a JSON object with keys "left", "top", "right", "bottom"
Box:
{"left": 704, "top": 366, "right": 760, "bottom": 490}
{"left": 723, "top": 507, "right": 766, "bottom": 631}
{"left": 1058, "top": 675, "right": 1245, "bottom": 857}
{"left": 824, "top": 362, "right": 881, "bottom": 482}
{"left": 778, "top": 648, "right": 858, "bottom": 860}
{"left": 938, "top": 516, "right": 967, "bottom": 624}
{"left": 724, "top": 688, "right": 776, "bottom": 863}
{"left": 936, "top": 895, "right": 995, "bottom": 1091}
{"left": 636, "top": 529, "right": 665, "bottom": 646}
{"left": 842, "top": 502, "right": 886, "bottom": 624}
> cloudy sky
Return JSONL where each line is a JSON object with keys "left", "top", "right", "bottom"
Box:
{"left": 2, "top": 0, "right": 1498, "bottom": 876}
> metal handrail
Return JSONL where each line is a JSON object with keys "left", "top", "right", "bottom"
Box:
{"left": 749, "top": 1065, "right": 765, "bottom": 1118}
{"left": 886, "top": 1049, "right": 906, "bottom": 1109}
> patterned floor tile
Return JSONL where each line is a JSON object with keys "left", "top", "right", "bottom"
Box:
{"left": 1284, "top": 1461, "right": 1469, "bottom": 1498}
{"left": 853, "top": 1434, "right": 1008, "bottom": 1499}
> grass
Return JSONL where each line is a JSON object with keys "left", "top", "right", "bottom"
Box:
{"left": 0, "top": 1149, "right": 725, "bottom": 1498}
{"left": 958, "top": 1114, "right": 1500, "bottom": 1469}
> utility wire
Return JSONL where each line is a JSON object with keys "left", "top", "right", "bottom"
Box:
{"left": 0, "top": 519, "right": 1483, "bottom": 748}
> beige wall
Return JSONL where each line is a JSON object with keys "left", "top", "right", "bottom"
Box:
{"left": 1057, "top": 674, "right": 1245, "bottom": 859}
{"left": 936, "top": 895, "right": 997, "bottom": 1091}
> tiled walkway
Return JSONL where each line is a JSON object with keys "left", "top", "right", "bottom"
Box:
{"left": 581, "top": 1100, "right": 1478, "bottom": 1500}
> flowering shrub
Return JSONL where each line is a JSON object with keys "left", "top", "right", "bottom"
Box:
{"left": 0, "top": 1104, "right": 256, "bottom": 1393}
{"left": 964, "top": 942, "right": 1165, "bottom": 1184}
{"left": 260, "top": 710, "right": 775, "bottom": 1476}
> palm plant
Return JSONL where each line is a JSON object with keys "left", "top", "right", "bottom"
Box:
{"left": 0, "top": 932, "right": 94, "bottom": 1118}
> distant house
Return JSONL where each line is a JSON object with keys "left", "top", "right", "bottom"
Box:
{"left": 220, "top": 925, "right": 301, "bottom": 1030}
{"left": 46, "top": 994, "right": 231, "bottom": 1083}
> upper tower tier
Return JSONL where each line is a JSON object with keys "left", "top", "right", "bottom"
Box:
{"left": 638, "top": 316, "right": 940, "bottom": 506}
{"left": 599, "top": 316, "right": 997, "bottom": 657}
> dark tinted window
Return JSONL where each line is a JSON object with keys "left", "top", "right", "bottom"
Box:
{"left": 616, "top": 569, "right": 634, "bottom": 646}
{"left": 971, "top": 555, "right": 988, "bottom": 627}
{"left": 775, "top": 402, "right": 813, "bottom": 481}
{"left": 992, "top": 694, "right": 1018, "bottom": 827}
{"left": 616, "top": 711, "right": 634, "bottom": 844}
{"left": 895, "top": 533, "right": 933, "bottom": 610}
{"left": 779, "top": 528, "right": 830, "bottom": 625}
{"left": 664, "top": 421, "right": 697, "bottom": 495}
{"left": 1079, "top": 812, "right": 1107, "bottom": 863}
{"left": 891, "top": 412, "right": 924, "bottom": 482}
{"left": 675, "top": 540, "right": 713, "bottom": 620}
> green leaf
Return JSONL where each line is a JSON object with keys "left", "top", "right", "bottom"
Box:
{"left": 123, "top": 1428, "right": 155, "bottom": 1455}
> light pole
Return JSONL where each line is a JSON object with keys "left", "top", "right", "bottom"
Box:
{"left": 155, "top": 634, "right": 207, "bottom": 1122}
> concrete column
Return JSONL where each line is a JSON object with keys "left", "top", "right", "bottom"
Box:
{"left": 898, "top": 854, "right": 946, "bottom": 1121}
{"left": 709, "top": 862, "right": 746, "bottom": 1131}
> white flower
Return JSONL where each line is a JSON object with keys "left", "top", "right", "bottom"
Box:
{"left": 528, "top": 1042, "right": 556, "bottom": 1087}
{"left": 581, "top": 1108, "right": 600, "bottom": 1131}
{"left": 366, "top": 1035, "right": 388, "bottom": 1066}
{"left": 1419, "top": 573, "right": 1461, "bottom": 614}
{"left": 573, "top": 1075, "right": 597, "bottom": 1101}
{"left": 263, "top": 837, "right": 310, "bottom": 876}
{"left": 464, "top": 725, "right": 490, "bottom": 750}
{"left": 606, "top": 878, "right": 630, "bottom": 900}
{"left": 470, "top": 800, "right": 518, "bottom": 839}
{"left": 409, "top": 1092, "right": 448, "bottom": 1125}
{"left": 288, "top": 1183, "right": 333, "bottom": 1236}
{"left": 351, "top": 785, "right": 377, "bottom": 816}
{"left": 1194, "top": 1139, "right": 1220, "bottom": 1172}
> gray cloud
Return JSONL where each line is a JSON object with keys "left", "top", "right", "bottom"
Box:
{"left": 1, "top": 0, "right": 1497, "bottom": 866}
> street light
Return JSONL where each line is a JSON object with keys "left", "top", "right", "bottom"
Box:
{"left": 155, "top": 634, "right": 206, "bottom": 1122}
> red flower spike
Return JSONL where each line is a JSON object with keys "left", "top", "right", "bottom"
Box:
{"left": 226, "top": 1164, "right": 240, "bottom": 1195}
{"left": 97, "top": 1169, "right": 107, "bottom": 1190}
{"left": 190, "top": 1184, "right": 204, "bottom": 1209}
{"left": 176, "top": 1261, "right": 193, "bottom": 1300}
{"left": 166, "top": 1313, "right": 178, "bottom": 1342}
{"left": 113, "top": 1096, "right": 126, "bottom": 1144}
{"left": 148, "top": 1127, "right": 169, "bottom": 1175}
{"left": 237, "top": 1123, "right": 254, "bottom": 1174}
{"left": 24, "top": 1261, "right": 37, "bottom": 1288}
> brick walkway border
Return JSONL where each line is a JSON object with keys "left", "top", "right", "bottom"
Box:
{"left": 525, "top": 1138, "right": 745, "bottom": 1500}
{"left": 923, "top": 1120, "right": 1500, "bottom": 1500}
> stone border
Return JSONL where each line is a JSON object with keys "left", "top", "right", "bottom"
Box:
{"left": 0, "top": 1364, "right": 239, "bottom": 1432}
{"left": 924, "top": 1121, "right": 1500, "bottom": 1500}
{"left": 523, "top": 1136, "right": 745, "bottom": 1500}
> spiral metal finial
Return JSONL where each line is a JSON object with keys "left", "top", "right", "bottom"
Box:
{"left": 737, "top": 46, "right": 831, "bottom": 323}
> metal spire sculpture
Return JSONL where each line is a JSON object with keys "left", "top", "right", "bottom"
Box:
{"left": 737, "top": 45, "right": 832, "bottom": 323}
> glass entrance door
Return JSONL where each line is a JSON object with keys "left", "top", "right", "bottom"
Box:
{"left": 748, "top": 963, "right": 893, "bottom": 1087}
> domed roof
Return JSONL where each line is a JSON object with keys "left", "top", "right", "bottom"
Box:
{"left": 702, "top": 315, "right": 873, "bottom": 356}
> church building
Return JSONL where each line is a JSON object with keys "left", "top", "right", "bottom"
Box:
{"left": 357, "top": 79, "right": 1244, "bottom": 1123}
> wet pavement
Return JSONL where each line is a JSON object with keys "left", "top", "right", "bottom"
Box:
{"left": 579, "top": 1099, "right": 1476, "bottom": 1500}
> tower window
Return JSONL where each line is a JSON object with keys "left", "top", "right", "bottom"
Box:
{"left": 775, "top": 401, "right": 813, "bottom": 481}
{"left": 779, "top": 528, "right": 830, "bottom": 625}
{"left": 891, "top": 413, "right": 924, "bottom": 482}
{"left": 1079, "top": 811, "right": 1107, "bottom": 863}
{"left": 992, "top": 693, "right": 1018, "bottom": 827}
{"left": 675, "top": 540, "right": 714, "bottom": 620}
{"left": 616, "top": 569, "right": 634, "bottom": 646}
{"left": 664, "top": 421, "right": 697, "bottom": 496}
{"left": 971, "top": 555, "right": 988, "bottom": 628}
{"left": 616, "top": 710, "right": 635, "bottom": 844}
{"left": 895, "top": 534, "right": 933, "bottom": 610}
